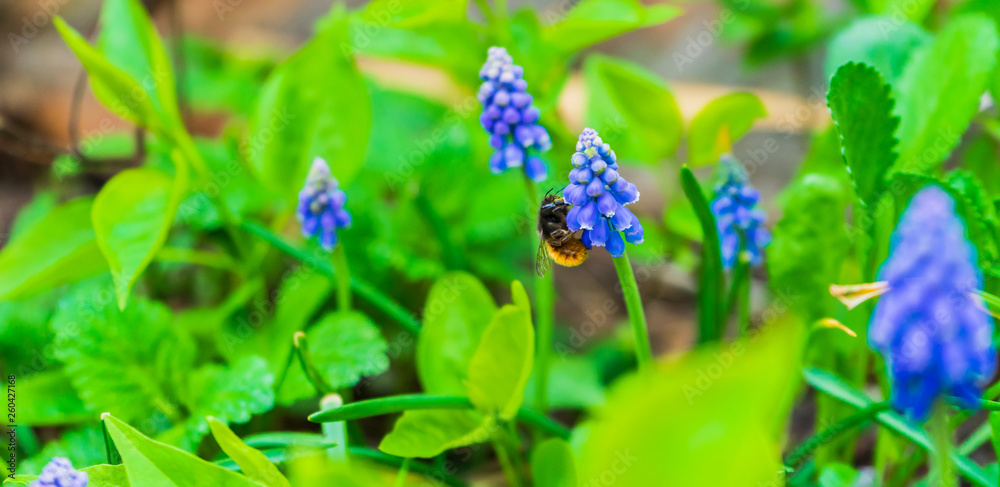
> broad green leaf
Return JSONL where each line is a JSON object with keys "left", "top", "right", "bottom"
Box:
{"left": 680, "top": 166, "right": 723, "bottom": 344}
{"left": 5, "top": 464, "right": 130, "bottom": 487}
{"left": 417, "top": 272, "right": 497, "bottom": 395}
{"left": 15, "top": 370, "right": 93, "bottom": 426}
{"left": 96, "top": 0, "right": 182, "bottom": 132}
{"left": 687, "top": 92, "right": 767, "bottom": 167}
{"left": 178, "top": 356, "right": 276, "bottom": 450}
{"left": 8, "top": 191, "right": 58, "bottom": 239}
{"left": 92, "top": 167, "right": 185, "bottom": 309}
{"left": 584, "top": 55, "right": 683, "bottom": 163}
{"left": 52, "top": 288, "right": 194, "bottom": 427}
{"left": 249, "top": 16, "right": 370, "bottom": 202}
{"left": 893, "top": 15, "right": 999, "bottom": 174}
{"left": 178, "top": 37, "right": 275, "bottom": 115}
{"left": 308, "top": 311, "right": 389, "bottom": 389}
{"left": 524, "top": 356, "right": 607, "bottom": 409}
{"left": 541, "top": 0, "right": 681, "bottom": 55}
{"left": 378, "top": 410, "right": 491, "bottom": 458}
{"left": 823, "top": 16, "right": 929, "bottom": 84}
{"left": 578, "top": 320, "right": 805, "bottom": 486}
{"left": 208, "top": 418, "right": 290, "bottom": 487}
{"left": 467, "top": 305, "right": 534, "bottom": 420}
{"left": 102, "top": 414, "right": 262, "bottom": 486}
{"left": 0, "top": 197, "right": 106, "bottom": 300}
{"left": 53, "top": 17, "right": 163, "bottom": 133}
{"left": 531, "top": 438, "right": 578, "bottom": 487}
{"left": 827, "top": 62, "right": 899, "bottom": 208}
{"left": 768, "top": 174, "right": 850, "bottom": 322}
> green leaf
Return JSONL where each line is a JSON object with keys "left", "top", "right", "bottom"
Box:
{"left": 96, "top": 0, "right": 182, "bottom": 132}
{"left": 52, "top": 289, "right": 194, "bottom": 427}
{"left": 531, "top": 438, "right": 578, "bottom": 487}
{"left": 53, "top": 17, "right": 163, "bottom": 132}
{"left": 989, "top": 411, "right": 1000, "bottom": 467}
{"left": 893, "top": 15, "right": 999, "bottom": 174}
{"left": 248, "top": 16, "right": 371, "bottom": 202}
{"left": 308, "top": 311, "right": 389, "bottom": 389}
{"left": 0, "top": 197, "right": 106, "bottom": 300}
{"left": 524, "top": 356, "right": 607, "bottom": 409}
{"left": 15, "top": 370, "right": 93, "bottom": 426}
{"left": 680, "top": 166, "right": 723, "bottom": 344}
{"left": 827, "top": 62, "right": 899, "bottom": 208}
{"left": 378, "top": 410, "right": 491, "bottom": 458}
{"left": 541, "top": 0, "right": 681, "bottom": 54}
{"left": 208, "top": 418, "right": 290, "bottom": 487}
{"left": 943, "top": 170, "right": 1000, "bottom": 269}
{"left": 102, "top": 413, "right": 262, "bottom": 486}
{"left": 5, "top": 464, "right": 130, "bottom": 487}
{"left": 510, "top": 280, "right": 531, "bottom": 315}
{"left": 92, "top": 167, "right": 185, "bottom": 309}
{"left": 178, "top": 356, "right": 276, "bottom": 450}
{"left": 417, "top": 272, "right": 497, "bottom": 395}
{"left": 687, "top": 92, "right": 767, "bottom": 167}
{"left": 823, "top": 16, "right": 929, "bottom": 84}
{"left": 768, "top": 174, "right": 850, "bottom": 322}
{"left": 467, "top": 305, "right": 534, "bottom": 420}
{"left": 584, "top": 55, "right": 683, "bottom": 163}
{"left": 578, "top": 319, "right": 805, "bottom": 485}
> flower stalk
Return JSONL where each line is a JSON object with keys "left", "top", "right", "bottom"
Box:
{"left": 612, "top": 252, "right": 652, "bottom": 370}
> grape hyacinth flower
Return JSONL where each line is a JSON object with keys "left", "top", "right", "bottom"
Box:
{"left": 296, "top": 157, "right": 351, "bottom": 251}
{"left": 561, "top": 128, "right": 643, "bottom": 257}
{"left": 477, "top": 47, "right": 552, "bottom": 182}
{"left": 29, "top": 457, "right": 88, "bottom": 487}
{"left": 710, "top": 158, "right": 770, "bottom": 270}
{"left": 868, "top": 186, "right": 995, "bottom": 420}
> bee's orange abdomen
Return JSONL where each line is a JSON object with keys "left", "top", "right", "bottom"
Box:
{"left": 547, "top": 239, "right": 588, "bottom": 267}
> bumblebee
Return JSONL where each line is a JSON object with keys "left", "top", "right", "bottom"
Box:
{"left": 536, "top": 192, "right": 589, "bottom": 277}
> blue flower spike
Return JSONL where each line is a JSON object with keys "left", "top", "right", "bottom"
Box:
{"left": 561, "top": 128, "right": 643, "bottom": 257}
{"left": 868, "top": 185, "right": 996, "bottom": 420}
{"left": 296, "top": 157, "right": 351, "bottom": 251}
{"left": 478, "top": 46, "right": 552, "bottom": 182}
{"left": 29, "top": 457, "right": 88, "bottom": 487}
{"left": 710, "top": 157, "right": 770, "bottom": 270}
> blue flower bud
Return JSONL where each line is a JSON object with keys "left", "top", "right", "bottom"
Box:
{"left": 478, "top": 47, "right": 550, "bottom": 180}
{"left": 297, "top": 158, "right": 351, "bottom": 251}
{"left": 710, "top": 156, "right": 770, "bottom": 270}
{"left": 30, "top": 457, "right": 88, "bottom": 487}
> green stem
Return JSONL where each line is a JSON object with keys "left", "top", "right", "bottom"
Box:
{"left": 294, "top": 332, "right": 333, "bottom": 395}
{"left": 240, "top": 220, "right": 421, "bottom": 334}
{"left": 932, "top": 402, "right": 956, "bottom": 487}
{"left": 525, "top": 178, "right": 554, "bottom": 415}
{"left": 722, "top": 257, "right": 747, "bottom": 319}
{"left": 612, "top": 251, "right": 653, "bottom": 370}
{"left": 493, "top": 438, "right": 522, "bottom": 487}
{"left": 395, "top": 457, "right": 412, "bottom": 487}
{"left": 156, "top": 246, "right": 238, "bottom": 271}
{"left": 332, "top": 244, "right": 352, "bottom": 311}
{"left": 307, "top": 394, "right": 571, "bottom": 440}
{"left": 738, "top": 260, "right": 751, "bottom": 338}
{"left": 320, "top": 394, "right": 348, "bottom": 463}
{"left": 784, "top": 401, "right": 890, "bottom": 469}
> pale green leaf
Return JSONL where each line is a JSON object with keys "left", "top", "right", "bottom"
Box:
{"left": 531, "top": 438, "right": 578, "bottom": 487}
{"left": 92, "top": 167, "right": 185, "bottom": 309}
{"left": 417, "top": 272, "right": 497, "bottom": 395}
{"left": 467, "top": 305, "right": 534, "bottom": 420}
{"left": 823, "top": 16, "right": 929, "bottom": 84}
{"left": 208, "top": 418, "right": 290, "bottom": 487}
{"left": 688, "top": 92, "right": 766, "bottom": 167}
{"left": 378, "top": 410, "right": 491, "bottom": 458}
{"left": 103, "top": 414, "right": 262, "bottom": 486}
{"left": 541, "top": 0, "right": 681, "bottom": 54}
{"left": 0, "top": 197, "right": 106, "bottom": 300}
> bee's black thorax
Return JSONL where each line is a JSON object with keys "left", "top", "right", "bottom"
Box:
{"left": 538, "top": 195, "right": 572, "bottom": 245}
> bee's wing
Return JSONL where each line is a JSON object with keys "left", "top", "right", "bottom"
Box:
{"left": 535, "top": 238, "right": 552, "bottom": 278}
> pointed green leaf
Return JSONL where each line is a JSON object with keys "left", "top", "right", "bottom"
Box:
{"left": 96, "top": 0, "right": 182, "bottom": 131}
{"left": 680, "top": 166, "right": 723, "bottom": 343}
{"left": 467, "top": 305, "right": 534, "bottom": 420}
{"left": 542, "top": 0, "right": 681, "bottom": 54}
{"left": 688, "top": 92, "right": 767, "bottom": 167}
{"left": 208, "top": 418, "right": 290, "bottom": 487}
{"left": 510, "top": 280, "right": 531, "bottom": 315}
{"left": 102, "top": 414, "right": 262, "bottom": 486}
{"left": 0, "top": 197, "right": 106, "bottom": 300}
{"left": 827, "top": 62, "right": 899, "bottom": 208}
{"left": 52, "top": 17, "right": 163, "bottom": 133}
{"left": 92, "top": 167, "right": 185, "bottom": 309}
{"left": 893, "top": 15, "right": 999, "bottom": 174}
{"left": 584, "top": 55, "right": 682, "bottom": 163}
{"left": 378, "top": 410, "right": 491, "bottom": 458}
{"left": 417, "top": 272, "right": 497, "bottom": 395}
{"left": 531, "top": 438, "right": 578, "bottom": 487}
